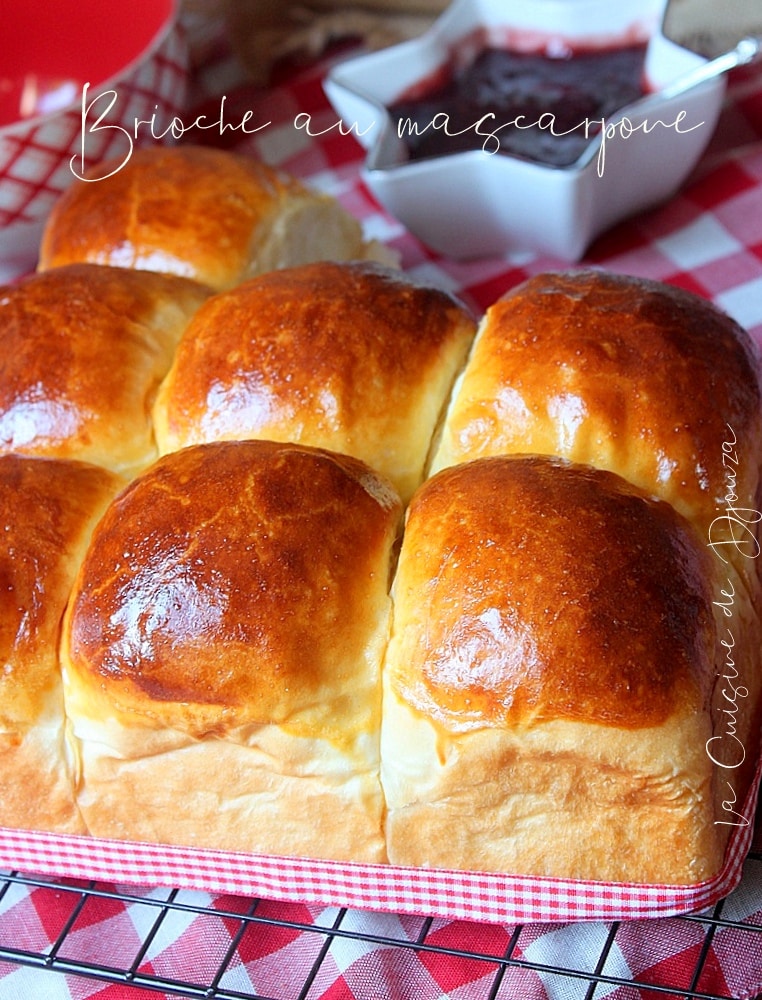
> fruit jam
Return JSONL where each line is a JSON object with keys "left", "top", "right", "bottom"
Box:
{"left": 389, "top": 42, "right": 649, "bottom": 167}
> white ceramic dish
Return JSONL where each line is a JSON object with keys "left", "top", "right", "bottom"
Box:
{"left": 324, "top": 0, "right": 726, "bottom": 260}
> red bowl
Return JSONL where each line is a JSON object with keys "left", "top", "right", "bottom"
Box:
{"left": 0, "top": 0, "right": 188, "bottom": 279}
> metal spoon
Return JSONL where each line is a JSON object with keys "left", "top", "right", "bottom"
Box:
{"left": 573, "top": 31, "right": 760, "bottom": 172}
{"left": 657, "top": 34, "right": 761, "bottom": 102}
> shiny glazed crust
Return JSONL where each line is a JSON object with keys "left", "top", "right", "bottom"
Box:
{"left": 38, "top": 145, "right": 388, "bottom": 292}
{"left": 61, "top": 439, "right": 403, "bottom": 861}
{"left": 0, "top": 455, "right": 125, "bottom": 834}
{"left": 382, "top": 455, "right": 731, "bottom": 882}
{"left": 0, "top": 263, "right": 210, "bottom": 476}
{"left": 153, "top": 261, "right": 477, "bottom": 502}
{"left": 430, "top": 269, "right": 762, "bottom": 546}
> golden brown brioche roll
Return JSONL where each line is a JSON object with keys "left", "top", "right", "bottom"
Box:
{"left": 0, "top": 263, "right": 210, "bottom": 477}
{"left": 153, "top": 261, "right": 476, "bottom": 503}
{"left": 38, "top": 145, "right": 391, "bottom": 292}
{"left": 0, "top": 454, "right": 125, "bottom": 835}
{"left": 382, "top": 455, "right": 745, "bottom": 883}
{"left": 61, "top": 439, "right": 403, "bottom": 861}
{"left": 430, "top": 269, "right": 762, "bottom": 549}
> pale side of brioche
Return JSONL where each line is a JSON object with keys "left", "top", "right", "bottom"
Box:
{"left": 0, "top": 263, "right": 211, "bottom": 477}
{"left": 382, "top": 455, "right": 747, "bottom": 883}
{"left": 153, "top": 261, "right": 477, "bottom": 503}
{"left": 430, "top": 269, "right": 762, "bottom": 558}
{"left": 0, "top": 455, "right": 125, "bottom": 835}
{"left": 61, "top": 439, "right": 403, "bottom": 862}
{"left": 38, "top": 145, "right": 393, "bottom": 292}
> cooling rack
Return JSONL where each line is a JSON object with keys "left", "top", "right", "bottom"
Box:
{"left": 1, "top": 856, "right": 761, "bottom": 999}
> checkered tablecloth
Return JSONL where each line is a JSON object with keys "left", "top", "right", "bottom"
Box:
{"left": 2, "top": 11, "right": 762, "bottom": 999}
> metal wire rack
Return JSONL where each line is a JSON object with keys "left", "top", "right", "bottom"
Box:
{"left": 1, "top": 855, "right": 762, "bottom": 1000}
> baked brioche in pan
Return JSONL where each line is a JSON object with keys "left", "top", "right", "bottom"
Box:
{"left": 153, "top": 260, "right": 476, "bottom": 502}
{"left": 37, "top": 145, "right": 391, "bottom": 292}
{"left": 60, "top": 439, "right": 403, "bottom": 861}
{"left": 3, "top": 142, "right": 761, "bottom": 893}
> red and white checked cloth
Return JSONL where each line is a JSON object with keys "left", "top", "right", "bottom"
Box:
{"left": 2, "top": 16, "right": 762, "bottom": 1000}
{"left": 0, "top": 861, "right": 761, "bottom": 1000}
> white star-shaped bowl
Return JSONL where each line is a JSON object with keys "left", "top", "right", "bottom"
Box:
{"left": 324, "top": 0, "right": 726, "bottom": 260}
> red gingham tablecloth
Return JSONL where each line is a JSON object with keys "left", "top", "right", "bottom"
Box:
{"left": 2, "top": 11, "right": 762, "bottom": 998}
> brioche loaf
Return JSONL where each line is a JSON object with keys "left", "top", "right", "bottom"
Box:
{"left": 0, "top": 263, "right": 210, "bottom": 476}
{"left": 153, "top": 260, "right": 477, "bottom": 502}
{"left": 60, "top": 439, "right": 403, "bottom": 861}
{"left": 0, "top": 455, "right": 124, "bottom": 835}
{"left": 37, "top": 145, "right": 391, "bottom": 292}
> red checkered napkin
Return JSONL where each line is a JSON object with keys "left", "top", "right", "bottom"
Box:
{"left": 1, "top": 858, "right": 762, "bottom": 1000}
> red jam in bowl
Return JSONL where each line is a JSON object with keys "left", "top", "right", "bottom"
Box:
{"left": 388, "top": 42, "right": 649, "bottom": 167}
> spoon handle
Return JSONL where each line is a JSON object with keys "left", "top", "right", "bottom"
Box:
{"left": 660, "top": 35, "right": 762, "bottom": 100}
